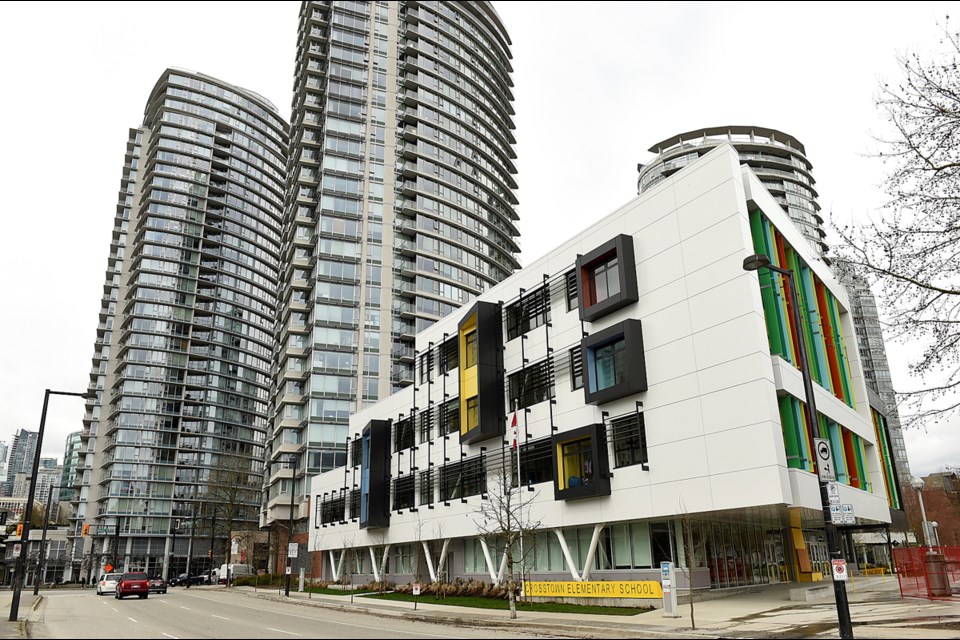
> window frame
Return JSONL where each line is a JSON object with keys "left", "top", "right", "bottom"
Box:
{"left": 576, "top": 234, "right": 639, "bottom": 322}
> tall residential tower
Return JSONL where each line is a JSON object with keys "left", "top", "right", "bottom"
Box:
{"left": 75, "top": 69, "right": 287, "bottom": 580}
{"left": 264, "top": 1, "right": 519, "bottom": 533}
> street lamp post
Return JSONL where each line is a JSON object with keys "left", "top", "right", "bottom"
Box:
{"left": 9, "top": 389, "right": 91, "bottom": 622}
{"left": 744, "top": 254, "right": 854, "bottom": 639}
{"left": 910, "top": 476, "right": 932, "bottom": 547}
{"left": 285, "top": 454, "right": 299, "bottom": 598}
{"left": 33, "top": 484, "right": 64, "bottom": 595}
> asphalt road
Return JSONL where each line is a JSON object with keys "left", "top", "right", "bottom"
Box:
{"left": 27, "top": 589, "right": 548, "bottom": 639}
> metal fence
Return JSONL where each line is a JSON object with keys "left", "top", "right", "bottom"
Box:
{"left": 893, "top": 546, "right": 960, "bottom": 599}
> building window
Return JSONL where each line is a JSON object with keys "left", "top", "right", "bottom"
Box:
{"left": 570, "top": 346, "right": 583, "bottom": 390}
{"left": 441, "top": 398, "right": 459, "bottom": 434}
{"left": 465, "top": 397, "right": 478, "bottom": 430}
{"left": 565, "top": 269, "right": 578, "bottom": 312}
{"left": 418, "top": 408, "right": 432, "bottom": 443}
{"left": 582, "top": 319, "right": 647, "bottom": 405}
{"left": 349, "top": 488, "right": 360, "bottom": 519}
{"left": 516, "top": 437, "right": 554, "bottom": 486}
{"left": 576, "top": 235, "right": 638, "bottom": 322}
{"left": 439, "top": 336, "right": 458, "bottom": 372}
{"left": 320, "top": 494, "right": 345, "bottom": 525}
{"left": 610, "top": 412, "right": 647, "bottom": 468}
{"left": 350, "top": 439, "right": 362, "bottom": 468}
{"left": 505, "top": 286, "right": 550, "bottom": 341}
{"left": 552, "top": 424, "right": 611, "bottom": 501}
{"left": 418, "top": 351, "right": 433, "bottom": 384}
{"left": 419, "top": 469, "right": 434, "bottom": 505}
{"left": 507, "top": 359, "right": 554, "bottom": 410}
{"left": 464, "top": 330, "right": 477, "bottom": 368}
{"left": 588, "top": 255, "right": 620, "bottom": 305}
{"left": 560, "top": 437, "right": 593, "bottom": 489}
{"left": 394, "top": 417, "right": 415, "bottom": 452}
{"left": 392, "top": 475, "right": 415, "bottom": 511}
{"left": 593, "top": 337, "right": 626, "bottom": 391}
{"left": 440, "top": 455, "right": 486, "bottom": 501}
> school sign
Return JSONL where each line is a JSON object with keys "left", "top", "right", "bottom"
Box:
{"left": 524, "top": 581, "right": 663, "bottom": 599}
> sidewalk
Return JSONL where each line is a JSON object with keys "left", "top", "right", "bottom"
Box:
{"left": 0, "top": 590, "right": 36, "bottom": 639}
{"left": 228, "top": 576, "right": 960, "bottom": 639}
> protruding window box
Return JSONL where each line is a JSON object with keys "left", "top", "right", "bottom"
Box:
{"left": 359, "top": 419, "right": 391, "bottom": 529}
{"left": 458, "top": 301, "right": 505, "bottom": 444}
{"left": 577, "top": 234, "right": 639, "bottom": 322}
{"left": 581, "top": 319, "right": 647, "bottom": 405}
{"left": 552, "top": 424, "right": 611, "bottom": 501}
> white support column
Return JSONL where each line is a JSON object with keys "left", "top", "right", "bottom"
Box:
{"left": 329, "top": 550, "right": 339, "bottom": 581}
{"left": 554, "top": 529, "right": 581, "bottom": 581}
{"left": 335, "top": 550, "right": 346, "bottom": 582}
{"left": 437, "top": 539, "right": 451, "bottom": 580}
{"left": 369, "top": 547, "right": 380, "bottom": 582}
{"left": 478, "top": 538, "right": 498, "bottom": 582}
{"left": 580, "top": 524, "right": 604, "bottom": 582}
{"left": 379, "top": 544, "right": 392, "bottom": 581}
{"left": 496, "top": 547, "right": 509, "bottom": 585}
{"left": 422, "top": 541, "right": 437, "bottom": 582}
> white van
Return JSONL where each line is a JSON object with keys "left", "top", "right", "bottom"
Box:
{"left": 218, "top": 563, "right": 254, "bottom": 584}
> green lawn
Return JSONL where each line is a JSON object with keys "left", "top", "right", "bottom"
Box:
{"left": 305, "top": 587, "right": 374, "bottom": 596}
{"left": 363, "top": 592, "right": 649, "bottom": 615}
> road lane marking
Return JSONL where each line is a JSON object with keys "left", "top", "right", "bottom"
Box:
{"left": 127, "top": 617, "right": 138, "bottom": 623}
{"left": 111, "top": 608, "right": 118, "bottom": 613}
{"left": 212, "top": 614, "right": 230, "bottom": 620}
{"left": 266, "top": 628, "right": 302, "bottom": 636}
{"left": 161, "top": 634, "right": 179, "bottom": 639}
{"left": 179, "top": 606, "right": 191, "bottom": 611}
{"left": 187, "top": 594, "right": 463, "bottom": 638}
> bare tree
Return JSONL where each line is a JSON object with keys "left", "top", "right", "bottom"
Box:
{"left": 834, "top": 20, "right": 960, "bottom": 427}
{"left": 205, "top": 452, "right": 261, "bottom": 584}
{"left": 474, "top": 448, "right": 541, "bottom": 620}
{"left": 676, "top": 501, "right": 707, "bottom": 631}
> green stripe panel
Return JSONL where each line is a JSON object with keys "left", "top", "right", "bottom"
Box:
{"left": 778, "top": 396, "right": 805, "bottom": 470}
{"left": 750, "top": 211, "right": 789, "bottom": 361}
{"left": 827, "top": 418, "right": 847, "bottom": 484}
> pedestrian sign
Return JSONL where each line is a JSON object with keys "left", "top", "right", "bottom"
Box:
{"left": 841, "top": 504, "right": 855, "bottom": 525}
{"left": 830, "top": 504, "right": 843, "bottom": 524}
{"left": 832, "top": 559, "right": 848, "bottom": 581}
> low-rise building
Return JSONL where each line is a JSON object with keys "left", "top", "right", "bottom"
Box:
{"left": 309, "top": 145, "right": 899, "bottom": 597}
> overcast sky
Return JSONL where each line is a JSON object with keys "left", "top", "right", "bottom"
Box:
{"left": 1, "top": 1, "right": 956, "bottom": 478}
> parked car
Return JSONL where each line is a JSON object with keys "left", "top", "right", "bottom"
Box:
{"left": 148, "top": 577, "right": 167, "bottom": 594}
{"left": 96, "top": 573, "right": 123, "bottom": 596}
{"left": 116, "top": 572, "right": 150, "bottom": 599}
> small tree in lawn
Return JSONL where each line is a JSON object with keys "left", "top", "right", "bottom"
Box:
{"left": 474, "top": 446, "right": 541, "bottom": 620}
{"left": 676, "top": 500, "right": 707, "bottom": 631}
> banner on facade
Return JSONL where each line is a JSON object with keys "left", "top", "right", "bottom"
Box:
{"left": 523, "top": 580, "right": 663, "bottom": 599}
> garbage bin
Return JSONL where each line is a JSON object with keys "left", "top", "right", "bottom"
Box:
{"left": 924, "top": 552, "right": 950, "bottom": 597}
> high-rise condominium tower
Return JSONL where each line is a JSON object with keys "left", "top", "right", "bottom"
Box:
{"left": 263, "top": 1, "right": 519, "bottom": 529}
{"left": 5, "top": 429, "right": 38, "bottom": 497}
{"left": 75, "top": 69, "right": 287, "bottom": 580}
{"left": 60, "top": 431, "right": 82, "bottom": 504}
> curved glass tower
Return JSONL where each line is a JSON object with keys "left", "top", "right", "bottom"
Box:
{"left": 265, "top": 1, "right": 519, "bottom": 530}
{"left": 638, "top": 126, "right": 825, "bottom": 257}
{"left": 75, "top": 69, "right": 287, "bottom": 580}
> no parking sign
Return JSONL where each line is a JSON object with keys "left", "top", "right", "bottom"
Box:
{"left": 832, "top": 559, "right": 848, "bottom": 581}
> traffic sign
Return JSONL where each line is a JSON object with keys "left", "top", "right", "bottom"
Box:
{"left": 841, "top": 504, "right": 855, "bottom": 525}
{"left": 413, "top": 582, "right": 421, "bottom": 596}
{"left": 827, "top": 482, "right": 840, "bottom": 505}
{"left": 832, "top": 559, "right": 848, "bottom": 581}
{"left": 13, "top": 544, "right": 21, "bottom": 556}
{"left": 288, "top": 542, "right": 298, "bottom": 559}
{"left": 285, "top": 566, "right": 291, "bottom": 575}
{"left": 815, "top": 439, "right": 836, "bottom": 482}
{"left": 830, "top": 504, "right": 843, "bottom": 524}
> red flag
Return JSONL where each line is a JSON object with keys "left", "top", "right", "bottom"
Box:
{"left": 511, "top": 411, "right": 518, "bottom": 450}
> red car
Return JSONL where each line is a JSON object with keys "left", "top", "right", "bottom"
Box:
{"left": 116, "top": 572, "right": 150, "bottom": 599}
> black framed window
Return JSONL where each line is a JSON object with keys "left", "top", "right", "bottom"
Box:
{"left": 350, "top": 439, "right": 362, "bottom": 467}
{"left": 610, "top": 412, "right": 648, "bottom": 468}
{"left": 419, "top": 469, "right": 434, "bottom": 505}
{"left": 560, "top": 437, "right": 594, "bottom": 488}
{"left": 592, "top": 337, "right": 626, "bottom": 391}
{"left": 439, "top": 455, "right": 486, "bottom": 501}
{"left": 465, "top": 397, "right": 478, "bottom": 430}
{"left": 321, "top": 495, "right": 345, "bottom": 525}
{"left": 418, "top": 408, "right": 433, "bottom": 443}
{"left": 349, "top": 488, "right": 360, "bottom": 519}
{"left": 515, "top": 437, "right": 554, "bottom": 486}
{"left": 394, "top": 417, "right": 415, "bottom": 451}
{"left": 439, "top": 336, "right": 458, "bottom": 373}
{"left": 392, "top": 475, "right": 415, "bottom": 511}
{"left": 552, "top": 424, "right": 611, "bottom": 501}
{"left": 440, "top": 397, "right": 459, "bottom": 434}
{"left": 577, "top": 235, "right": 638, "bottom": 322}
{"left": 507, "top": 359, "right": 554, "bottom": 410}
{"left": 565, "top": 269, "right": 578, "bottom": 312}
{"left": 418, "top": 350, "right": 433, "bottom": 384}
{"left": 464, "top": 330, "right": 478, "bottom": 368}
{"left": 505, "top": 285, "right": 551, "bottom": 341}
{"left": 570, "top": 346, "right": 583, "bottom": 390}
